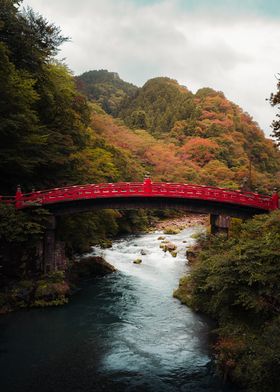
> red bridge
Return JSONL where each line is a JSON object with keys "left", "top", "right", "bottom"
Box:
{"left": 2, "top": 179, "right": 278, "bottom": 272}
{"left": 3, "top": 179, "right": 278, "bottom": 219}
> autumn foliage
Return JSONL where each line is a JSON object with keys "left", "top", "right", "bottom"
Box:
{"left": 84, "top": 76, "right": 280, "bottom": 193}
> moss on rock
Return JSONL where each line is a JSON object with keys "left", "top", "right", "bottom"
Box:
{"left": 160, "top": 241, "right": 177, "bottom": 253}
{"left": 0, "top": 272, "right": 71, "bottom": 313}
{"left": 173, "top": 276, "right": 193, "bottom": 307}
{"left": 163, "top": 226, "right": 180, "bottom": 234}
{"left": 33, "top": 280, "right": 70, "bottom": 307}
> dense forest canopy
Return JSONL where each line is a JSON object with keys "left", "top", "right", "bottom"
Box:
{"left": 0, "top": 0, "right": 90, "bottom": 193}
{"left": 77, "top": 71, "right": 280, "bottom": 193}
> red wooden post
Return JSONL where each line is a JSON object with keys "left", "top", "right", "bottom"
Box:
{"left": 272, "top": 189, "right": 279, "bottom": 210}
{"left": 15, "top": 185, "right": 23, "bottom": 209}
{"left": 144, "top": 177, "right": 152, "bottom": 194}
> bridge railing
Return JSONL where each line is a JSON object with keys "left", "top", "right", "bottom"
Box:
{"left": 150, "top": 183, "right": 274, "bottom": 210}
{"left": 0, "top": 195, "right": 15, "bottom": 205}
{"left": 1, "top": 181, "right": 277, "bottom": 211}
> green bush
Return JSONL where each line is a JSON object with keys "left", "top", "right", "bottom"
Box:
{"left": 175, "top": 211, "right": 280, "bottom": 390}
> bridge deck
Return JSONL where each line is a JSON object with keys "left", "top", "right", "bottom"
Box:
{"left": 1, "top": 181, "right": 277, "bottom": 212}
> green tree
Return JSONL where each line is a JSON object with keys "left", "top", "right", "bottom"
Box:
{"left": 270, "top": 76, "right": 280, "bottom": 143}
{"left": 0, "top": 42, "right": 42, "bottom": 192}
{"left": 0, "top": 0, "right": 67, "bottom": 72}
{"left": 129, "top": 110, "right": 149, "bottom": 129}
{"left": 0, "top": 2, "right": 91, "bottom": 193}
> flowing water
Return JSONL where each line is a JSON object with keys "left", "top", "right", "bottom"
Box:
{"left": 0, "top": 227, "right": 238, "bottom": 392}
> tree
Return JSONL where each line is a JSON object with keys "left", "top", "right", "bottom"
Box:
{"left": 178, "top": 137, "right": 220, "bottom": 167}
{"left": 0, "top": 42, "right": 42, "bottom": 192}
{"left": 0, "top": 2, "right": 91, "bottom": 193}
{"left": 129, "top": 110, "right": 149, "bottom": 129}
{"left": 0, "top": 0, "right": 67, "bottom": 72}
{"left": 270, "top": 76, "right": 280, "bottom": 143}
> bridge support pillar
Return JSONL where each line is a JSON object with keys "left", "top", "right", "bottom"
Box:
{"left": 43, "top": 215, "right": 57, "bottom": 273}
{"left": 210, "top": 214, "right": 230, "bottom": 237}
{"left": 42, "top": 216, "right": 67, "bottom": 273}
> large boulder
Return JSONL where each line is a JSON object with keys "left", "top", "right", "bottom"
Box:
{"left": 160, "top": 241, "right": 177, "bottom": 253}
{"left": 186, "top": 245, "right": 200, "bottom": 264}
{"left": 71, "top": 256, "right": 116, "bottom": 278}
{"left": 165, "top": 242, "right": 177, "bottom": 251}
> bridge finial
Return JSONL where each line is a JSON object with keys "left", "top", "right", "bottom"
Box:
{"left": 15, "top": 185, "right": 23, "bottom": 209}
{"left": 16, "top": 185, "right": 22, "bottom": 197}
{"left": 144, "top": 171, "right": 151, "bottom": 180}
{"left": 143, "top": 173, "right": 152, "bottom": 193}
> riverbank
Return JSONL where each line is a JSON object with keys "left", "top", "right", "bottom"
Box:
{"left": 0, "top": 213, "right": 208, "bottom": 315}
{"left": 0, "top": 256, "right": 116, "bottom": 315}
{"left": 173, "top": 210, "right": 280, "bottom": 391}
{"left": 150, "top": 213, "right": 208, "bottom": 232}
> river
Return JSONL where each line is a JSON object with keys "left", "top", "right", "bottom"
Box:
{"left": 0, "top": 227, "right": 237, "bottom": 392}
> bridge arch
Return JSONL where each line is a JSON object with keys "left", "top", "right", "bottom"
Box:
{"left": 12, "top": 179, "right": 278, "bottom": 219}
{"left": 3, "top": 180, "right": 278, "bottom": 272}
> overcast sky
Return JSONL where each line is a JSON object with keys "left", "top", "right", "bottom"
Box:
{"left": 21, "top": 0, "right": 280, "bottom": 137}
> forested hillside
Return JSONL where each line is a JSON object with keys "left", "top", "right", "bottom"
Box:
{"left": 78, "top": 73, "right": 280, "bottom": 192}
{"left": 76, "top": 70, "right": 138, "bottom": 115}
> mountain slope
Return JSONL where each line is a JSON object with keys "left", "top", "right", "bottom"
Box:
{"left": 119, "top": 77, "right": 195, "bottom": 134}
{"left": 81, "top": 74, "right": 280, "bottom": 193}
{"left": 76, "top": 70, "right": 138, "bottom": 115}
